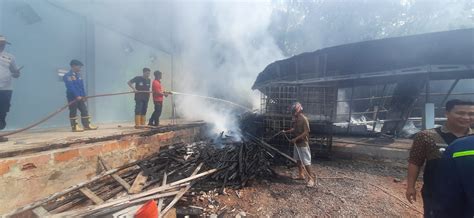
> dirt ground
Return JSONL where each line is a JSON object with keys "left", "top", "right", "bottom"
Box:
{"left": 191, "top": 158, "right": 424, "bottom": 217}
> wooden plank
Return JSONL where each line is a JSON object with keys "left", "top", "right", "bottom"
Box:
{"left": 32, "top": 206, "right": 51, "bottom": 217}
{"left": 79, "top": 187, "right": 105, "bottom": 205}
{"left": 5, "top": 161, "right": 141, "bottom": 217}
{"left": 51, "top": 168, "right": 218, "bottom": 217}
{"left": 7, "top": 147, "right": 191, "bottom": 216}
{"left": 245, "top": 133, "right": 297, "bottom": 163}
{"left": 112, "top": 174, "right": 132, "bottom": 191}
{"left": 161, "top": 163, "right": 203, "bottom": 218}
{"left": 99, "top": 157, "right": 132, "bottom": 191}
{"left": 111, "top": 205, "right": 141, "bottom": 218}
{"left": 81, "top": 191, "right": 180, "bottom": 218}
{"left": 129, "top": 171, "right": 148, "bottom": 194}
{"left": 158, "top": 172, "right": 168, "bottom": 214}
{"left": 163, "top": 208, "right": 177, "bottom": 218}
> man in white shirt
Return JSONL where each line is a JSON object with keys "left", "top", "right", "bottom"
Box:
{"left": 0, "top": 35, "right": 21, "bottom": 142}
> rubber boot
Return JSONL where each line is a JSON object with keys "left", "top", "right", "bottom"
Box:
{"left": 140, "top": 115, "right": 147, "bottom": 126}
{"left": 82, "top": 116, "right": 98, "bottom": 130}
{"left": 70, "top": 117, "right": 84, "bottom": 132}
{"left": 0, "top": 136, "right": 8, "bottom": 142}
{"left": 135, "top": 115, "right": 141, "bottom": 129}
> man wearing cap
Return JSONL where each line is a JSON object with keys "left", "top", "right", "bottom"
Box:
{"left": 63, "top": 59, "right": 98, "bottom": 132}
{"left": 0, "top": 35, "right": 21, "bottom": 142}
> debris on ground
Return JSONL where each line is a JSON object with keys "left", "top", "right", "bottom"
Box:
{"left": 7, "top": 133, "right": 423, "bottom": 217}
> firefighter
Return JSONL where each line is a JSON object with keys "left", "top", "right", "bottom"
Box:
{"left": 431, "top": 135, "right": 474, "bottom": 217}
{"left": 0, "top": 35, "right": 21, "bottom": 142}
{"left": 63, "top": 60, "right": 98, "bottom": 132}
{"left": 406, "top": 99, "right": 474, "bottom": 217}
{"left": 128, "top": 68, "right": 151, "bottom": 128}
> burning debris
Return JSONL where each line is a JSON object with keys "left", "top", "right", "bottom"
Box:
{"left": 8, "top": 133, "right": 286, "bottom": 217}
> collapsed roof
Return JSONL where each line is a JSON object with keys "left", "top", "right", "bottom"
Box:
{"left": 253, "top": 28, "right": 474, "bottom": 90}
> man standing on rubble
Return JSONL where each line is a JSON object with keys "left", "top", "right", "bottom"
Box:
{"left": 128, "top": 68, "right": 151, "bottom": 128}
{"left": 63, "top": 60, "right": 98, "bottom": 132}
{"left": 0, "top": 35, "right": 21, "bottom": 142}
{"left": 405, "top": 99, "right": 474, "bottom": 217}
{"left": 283, "top": 102, "right": 315, "bottom": 187}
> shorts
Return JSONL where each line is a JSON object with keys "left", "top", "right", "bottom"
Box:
{"left": 294, "top": 146, "right": 312, "bottom": 166}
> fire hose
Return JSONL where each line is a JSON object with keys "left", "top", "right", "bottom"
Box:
{"left": 0, "top": 91, "right": 149, "bottom": 138}
{"left": 276, "top": 131, "right": 315, "bottom": 186}
{"left": 0, "top": 90, "right": 252, "bottom": 138}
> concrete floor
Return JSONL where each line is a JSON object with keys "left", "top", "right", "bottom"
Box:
{"left": 332, "top": 136, "right": 412, "bottom": 160}
{"left": 0, "top": 123, "right": 413, "bottom": 161}
{"left": 0, "top": 119, "right": 193, "bottom": 158}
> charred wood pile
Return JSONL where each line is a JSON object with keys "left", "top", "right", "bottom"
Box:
{"left": 7, "top": 133, "right": 288, "bottom": 217}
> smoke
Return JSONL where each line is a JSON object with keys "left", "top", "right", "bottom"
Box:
{"left": 270, "top": 0, "right": 474, "bottom": 56}
{"left": 16, "top": 0, "right": 470, "bottom": 132}
{"left": 171, "top": 0, "right": 284, "bottom": 134}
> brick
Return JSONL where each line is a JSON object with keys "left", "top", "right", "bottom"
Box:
{"left": 141, "top": 136, "right": 155, "bottom": 145}
{"left": 54, "top": 149, "right": 80, "bottom": 163}
{"left": 157, "top": 132, "right": 174, "bottom": 141}
{"left": 135, "top": 137, "right": 146, "bottom": 145}
{"left": 18, "top": 154, "right": 51, "bottom": 167}
{"left": 118, "top": 139, "right": 131, "bottom": 149}
{"left": 0, "top": 160, "right": 17, "bottom": 176}
{"left": 78, "top": 146, "right": 102, "bottom": 158}
{"left": 101, "top": 141, "right": 119, "bottom": 153}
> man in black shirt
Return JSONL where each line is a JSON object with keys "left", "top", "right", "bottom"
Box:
{"left": 128, "top": 68, "right": 151, "bottom": 128}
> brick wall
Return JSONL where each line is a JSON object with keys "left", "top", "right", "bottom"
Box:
{"left": 0, "top": 125, "right": 205, "bottom": 214}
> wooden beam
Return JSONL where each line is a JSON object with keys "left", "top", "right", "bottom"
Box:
{"left": 158, "top": 172, "right": 168, "bottom": 214}
{"left": 163, "top": 208, "right": 177, "bottom": 218}
{"left": 245, "top": 133, "right": 297, "bottom": 163}
{"left": 129, "top": 171, "right": 148, "bottom": 194}
{"left": 79, "top": 187, "right": 104, "bottom": 205}
{"left": 32, "top": 207, "right": 51, "bottom": 217}
{"left": 99, "top": 157, "right": 131, "bottom": 191}
{"left": 372, "top": 84, "right": 387, "bottom": 132}
{"left": 161, "top": 163, "right": 203, "bottom": 218}
{"left": 440, "top": 78, "right": 460, "bottom": 107}
{"left": 51, "top": 169, "right": 218, "bottom": 217}
{"left": 346, "top": 86, "right": 355, "bottom": 134}
{"left": 79, "top": 191, "right": 180, "bottom": 218}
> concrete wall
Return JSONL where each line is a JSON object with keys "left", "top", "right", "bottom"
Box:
{"left": 0, "top": 0, "right": 87, "bottom": 129}
{"left": 0, "top": 125, "right": 205, "bottom": 214}
{"left": 0, "top": 0, "right": 173, "bottom": 130}
{"left": 92, "top": 24, "right": 173, "bottom": 123}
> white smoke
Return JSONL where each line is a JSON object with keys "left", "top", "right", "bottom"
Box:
{"left": 171, "top": 0, "right": 284, "bottom": 134}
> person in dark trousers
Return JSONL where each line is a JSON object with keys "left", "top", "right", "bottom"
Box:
{"left": 148, "top": 70, "right": 170, "bottom": 126}
{"left": 63, "top": 60, "right": 98, "bottom": 132}
{"left": 406, "top": 99, "right": 474, "bottom": 217}
{"left": 128, "top": 68, "right": 151, "bottom": 128}
{"left": 0, "top": 35, "right": 21, "bottom": 142}
{"left": 431, "top": 135, "right": 474, "bottom": 217}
